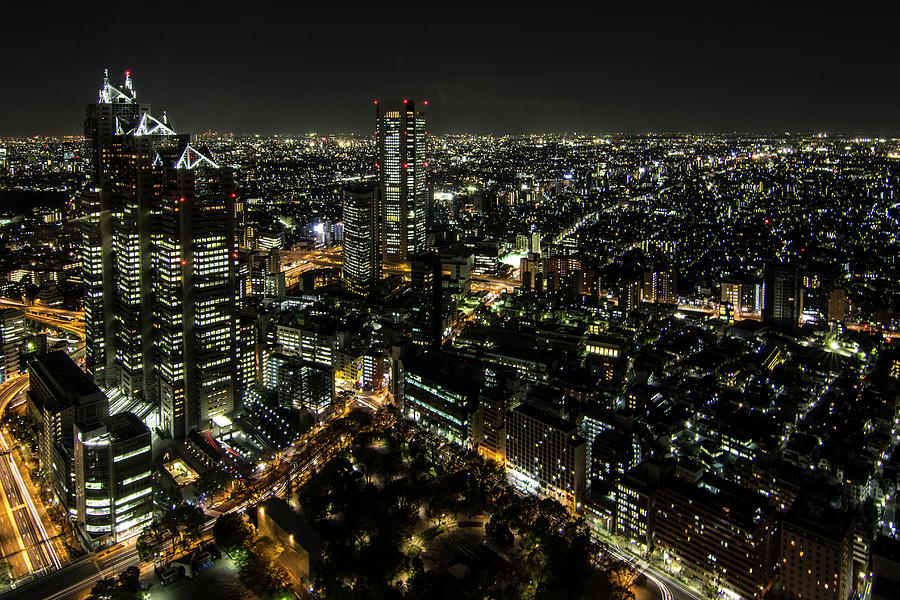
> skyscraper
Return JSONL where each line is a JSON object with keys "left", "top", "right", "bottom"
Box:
{"left": 342, "top": 183, "right": 383, "bottom": 296}
{"left": 81, "top": 70, "right": 236, "bottom": 435}
{"left": 83, "top": 70, "right": 180, "bottom": 399}
{"left": 376, "top": 100, "right": 426, "bottom": 260}
{"left": 410, "top": 253, "right": 443, "bottom": 348}
{"left": 763, "top": 261, "right": 802, "bottom": 333}
{"left": 154, "top": 167, "right": 236, "bottom": 438}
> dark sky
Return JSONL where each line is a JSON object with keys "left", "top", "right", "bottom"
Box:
{"left": 2, "top": 4, "right": 899, "bottom": 136}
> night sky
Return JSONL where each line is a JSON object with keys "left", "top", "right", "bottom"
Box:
{"left": 2, "top": 4, "right": 898, "bottom": 136}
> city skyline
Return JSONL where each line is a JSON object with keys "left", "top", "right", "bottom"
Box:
{"left": 2, "top": 6, "right": 900, "bottom": 136}
{"left": 0, "top": 10, "right": 899, "bottom": 599}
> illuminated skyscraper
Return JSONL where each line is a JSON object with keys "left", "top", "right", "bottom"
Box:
{"left": 376, "top": 100, "right": 426, "bottom": 260}
{"left": 83, "top": 70, "right": 180, "bottom": 399}
{"left": 342, "top": 183, "right": 383, "bottom": 296}
{"left": 74, "top": 412, "right": 152, "bottom": 547}
{"left": 81, "top": 70, "right": 236, "bottom": 435}
{"left": 0, "top": 309, "right": 24, "bottom": 382}
{"left": 153, "top": 167, "right": 236, "bottom": 438}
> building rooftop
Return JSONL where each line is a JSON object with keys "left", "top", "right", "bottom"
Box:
{"left": 29, "top": 350, "right": 104, "bottom": 408}
{"left": 256, "top": 497, "right": 322, "bottom": 555}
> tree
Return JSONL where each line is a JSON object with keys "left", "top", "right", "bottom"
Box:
{"left": 118, "top": 566, "right": 141, "bottom": 592}
{"left": 486, "top": 514, "right": 514, "bottom": 549}
{"left": 194, "top": 469, "right": 228, "bottom": 499}
{"left": 173, "top": 502, "right": 205, "bottom": 550}
{"left": 213, "top": 512, "right": 253, "bottom": 552}
{"left": 136, "top": 523, "right": 165, "bottom": 563}
{"left": 153, "top": 484, "right": 181, "bottom": 512}
{"left": 85, "top": 571, "right": 143, "bottom": 600}
{"left": 352, "top": 445, "right": 379, "bottom": 484}
{"left": 0, "top": 562, "right": 11, "bottom": 589}
{"left": 239, "top": 535, "right": 292, "bottom": 598}
{"left": 159, "top": 502, "right": 205, "bottom": 555}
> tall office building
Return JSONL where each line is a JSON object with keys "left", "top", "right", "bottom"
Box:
{"left": 0, "top": 309, "right": 24, "bottom": 382}
{"left": 82, "top": 70, "right": 178, "bottom": 398}
{"left": 376, "top": 100, "right": 426, "bottom": 260}
{"left": 81, "top": 70, "right": 236, "bottom": 435}
{"left": 410, "top": 253, "right": 443, "bottom": 348}
{"left": 154, "top": 167, "right": 236, "bottom": 438}
{"left": 28, "top": 351, "right": 110, "bottom": 512}
{"left": 763, "top": 261, "right": 802, "bottom": 333}
{"left": 342, "top": 183, "right": 383, "bottom": 296}
{"left": 74, "top": 412, "right": 152, "bottom": 548}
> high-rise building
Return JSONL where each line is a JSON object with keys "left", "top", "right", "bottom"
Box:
{"left": 235, "top": 313, "right": 261, "bottom": 402}
{"left": 154, "top": 167, "right": 236, "bottom": 438}
{"left": 642, "top": 262, "right": 677, "bottom": 305}
{"left": 530, "top": 231, "right": 542, "bottom": 256}
{"left": 402, "top": 353, "right": 479, "bottom": 445}
{"left": 28, "top": 351, "right": 110, "bottom": 512}
{"left": 471, "top": 385, "right": 523, "bottom": 462}
{"left": 81, "top": 71, "right": 237, "bottom": 435}
{"left": 74, "top": 412, "right": 152, "bottom": 549}
{"left": 342, "top": 183, "right": 383, "bottom": 296}
{"left": 376, "top": 100, "right": 426, "bottom": 260}
{"left": 269, "top": 354, "right": 333, "bottom": 423}
{"left": 410, "top": 253, "right": 443, "bottom": 348}
{"left": 764, "top": 261, "right": 802, "bottom": 333}
{"left": 828, "top": 288, "right": 848, "bottom": 324}
{"left": 82, "top": 70, "right": 179, "bottom": 399}
{"left": 622, "top": 277, "right": 642, "bottom": 313}
{"left": 0, "top": 308, "right": 24, "bottom": 382}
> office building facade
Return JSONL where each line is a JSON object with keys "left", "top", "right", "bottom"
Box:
{"left": 28, "top": 351, "right": 110, "bottom": 512}
{"left": 154, "top": 166, "right": 236, "bottom": 438}
{"left": 342, "top": 183, "right": 383, "bottom": 296}
{"left": 505, "top": 403, "right": 586, "bottom": 509}
{"left": 376, "top": 100, "right": 426, "bottom": 260}
{"left": 764, "top": 261, "right": 802, "bottom": 333}
{"left": 74, "top": 412, "right": 152, "bottom": 548}
{"left": 81, "top": 71, "right": 237, "bottom": 435}
{"left": 0, "top": 309, "right": 24, "bottom": 382}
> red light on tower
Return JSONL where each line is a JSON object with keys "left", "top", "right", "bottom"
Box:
{"left": 179, "top": 197, "right": 185, "bottom": 203}
{"left": 374, "top": 100, "right": 378, "bottom": 104}
{"left": 125, "top": 70, "right": 131, "bottom": 76}
{"left": 423, "top": 100, "right": 429, "bottom": 105}
{"left": 403, "top": 163, "right": 408, "bottom": 169}
{"left": 231, "top": 193, "right": 236, "bottom": 198}
{"left": 403, "top": 99, "right": 408, "bottom": 104}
